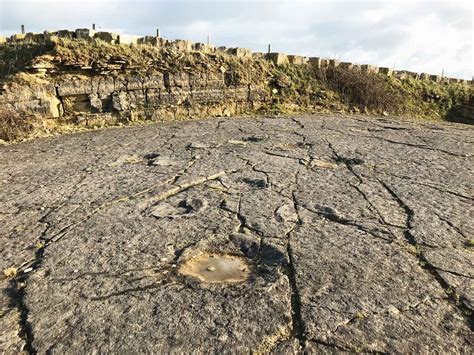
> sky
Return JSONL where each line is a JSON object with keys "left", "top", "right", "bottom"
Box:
{"left": 0, "top": 0, "right": 472, "bottom": 79}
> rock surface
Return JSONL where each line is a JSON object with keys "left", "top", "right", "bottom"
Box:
{"left": 1, "top": 114, "right": 473, "bottom": 352}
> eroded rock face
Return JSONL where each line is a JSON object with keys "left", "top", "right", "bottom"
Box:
{"left": 0, "top": 115, "right": 473, "bottom": 353}
{"left": 0, "top": 50, "right": 268, "bottom": 126}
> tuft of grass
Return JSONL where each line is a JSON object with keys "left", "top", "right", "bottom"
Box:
{"left": 0, "top": 109, "right": 37, "bottom": 141}
{"left": 3, "top": 267, "right": 17, "bottom": 278}
{"left": 316, "top": 67, "right": 405, "bottom": 114}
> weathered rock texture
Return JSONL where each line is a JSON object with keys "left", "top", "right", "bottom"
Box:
{"left": 0, "top": 33, "right": 472, "bottom": 142}
{"left": 1, "top": 115, "right": 473, "bottom": 352}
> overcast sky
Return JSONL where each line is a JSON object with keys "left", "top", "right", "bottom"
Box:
{"left": 0, "top": 0, "right": 472, "bottom": 79}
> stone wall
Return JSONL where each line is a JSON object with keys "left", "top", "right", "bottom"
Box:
{"left": 0, "top": 28, "right": 472, "bottom": 126}
{"left": 3, "top": 28, "right": 471, "bottom": 84}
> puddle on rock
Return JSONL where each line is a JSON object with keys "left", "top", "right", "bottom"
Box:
{"left": 179, "top": 253, "right": 251, "bottom": 283}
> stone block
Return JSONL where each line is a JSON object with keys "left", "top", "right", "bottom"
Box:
{"left": 9, "top": 34, "right": 26, "bottom": 42}
{"left": 32, "top": 33, "right": 46, "bottom": 43}
{"left": 379, "top": 67, "right": 393, "bottom": 76}
{"left": 227, "top": 48, "right": 252, "bottom": 58}
{"left": 55, "top": 30, "right": 75, "bottom": 39}
{"left": 164, "top": 72, "right": 190, "bottom": 88}
{"left": 394, "top": 71, "right": 408, "bottom": 79}
{"left": 429, "top": 74, "right": 441, "bottom": 83}
{"left": 94, "top": 32, "right": 119, "bottom": 44}
{"left": 126, "top": 76, "right": 143, "bottom": 90}
{"left": 118, "top": 34, "right": 141, "bottom": 45}
{"left": 252, "top": 53, "right": 266, "bottom": 60}
{"left": 75, "top": 28, "right": 95, "bottom": 40}
{"left": 143, "top": 74, "right": 165, "bottom": 89}
{"left": 57, "top": 80, "right": 93, "bottom": 96}
{"left": 339, "top": 62, "right": 353, "bottom": 70}
{"left": 419, "top": 73, "right": 429, "bottom": 80}
{"left": 93, "top": 77, "right": 115, "bottom": 97}
{"left": 288, "top": 55, "right": 308, "bottom": 65}
{"left": 207, "top": 72, "right": 225, "bottom": 89}
{"left": 328, "top": 59, "right": 340, "bottom": 68}
{"left": 137, "top": 36, "right": 158, "bottom": 46}
{"left": 405, "top": 71, "right": 419, "bottom": 79}
{"left": 266, "top": 53, "right": 289, "bottom": 66}
{"left": 189, "top": 72, "right": 207, "bottom": 89}
{"left": 360, "top": 64, "right": 378, "bottom": 73}
{"left": 308, "top": 57, "right": 322, "bottom": 68}
{"left": 23, "top": 33, "right": 35, "bottom": 43}
{"left": 166, "top": 39, "right": 193, "bottom": 52}
{"left": 192, "top": 43, "right": 215, "bottom": 53}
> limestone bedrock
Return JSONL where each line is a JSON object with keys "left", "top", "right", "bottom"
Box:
{"left": 1, "top": 114, "right": 473, "bottom": 353}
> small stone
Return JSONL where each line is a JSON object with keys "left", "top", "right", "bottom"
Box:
{"left": 188, "top": 142, "right": 209, "bottom": 149}
{"left": 228, "top": 140, "right": 247, "bottom": 146}
{"left": 207, "top": 266, "right": 216, "bottom": 271}
{"left": 3, "top": 267, "right": 17, "bottom": 278}
{"left": 387, "top": 305, "right": 401, "bottom": 316}
{"left": 160, "top": 257, "right": 168, "bottom": 262}
{"left": 23, "top": 267, "right": 33, "bottom": 273}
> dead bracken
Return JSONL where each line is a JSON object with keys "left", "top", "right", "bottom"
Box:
{"left": 179, "top": 253, "right": 251, "bottom": 283}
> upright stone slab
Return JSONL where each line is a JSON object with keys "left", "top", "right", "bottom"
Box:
{"left": 192, "top": 43, "right": 215, "bottom": 53}
{"left": 8, "top": 34, "right": 26, "bottom": 42}
{"left": 308, "top": 57, "right": 322, "bottom": 68}
{"left": 227, "top": 48, "right": 252, "bottom": 58}
{"left": 55, "top": 30, "right": 75, "bottom": 39}
{"left": 429, "top": 74, "right": 441, "bottom": 83}
{"left": 328, "top": 59, "right": 340, "bottom": 68}
{"left": 167, "top": 39, "right": 193, "bottom": 52}
{"left": 379, "top": 67, "right": 393, "bottom": 76}
{"left": 394, "top": 71, "right": 408, "bottom": 80}
{"left": 94, "top": 32, "right": 119, "bottom": 44}
{"left": 339, "top": 62, "right": 354, "bottom": 70}
{"left": 361, "top": 64, "right": 379, "bottom": 74}
{"left": 288, "top": 55, "right": 308, "bottom": 65}
{"left": 266, "top": 53, "right": 289, "bottom": 66}
{"left": 118, "top": 34, "right": 141, "bottom": 45}
{"left": 75, "top": 28, "right": 95, "bottom": 40}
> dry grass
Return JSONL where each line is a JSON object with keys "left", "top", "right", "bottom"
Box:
{"left": 0, "top": 109, "right": 37, "bottom": 141}
{"left": 316, "top": 67, "right": 406, "bottom": 113}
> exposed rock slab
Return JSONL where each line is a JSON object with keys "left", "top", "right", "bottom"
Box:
{"left": 0, "top": 115, "right": 472, "bottom": 352}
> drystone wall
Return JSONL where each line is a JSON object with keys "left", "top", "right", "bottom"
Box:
{"left": 2, "top": 28, "right": 471, "bottom": 84}
{"left": 0, "top": 28, "right": 472, "bottom": 125}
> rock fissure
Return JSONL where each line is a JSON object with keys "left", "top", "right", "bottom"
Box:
{"left": 379, "top": 179, "right": 474, "bottom": 323}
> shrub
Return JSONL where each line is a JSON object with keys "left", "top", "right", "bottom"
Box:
{"left": 0, "top": 109, "right": 36, "bottom": 141}
{"left": 316, "top": 66, "right": 405, "bottom": 113}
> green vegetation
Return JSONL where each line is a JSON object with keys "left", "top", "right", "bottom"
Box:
{"left": 0, "top": 39, "right": 472, "bottom": 142}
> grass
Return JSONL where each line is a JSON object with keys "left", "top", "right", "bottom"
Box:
{"left": 0, "top": 109, "right": 38, "bottom": 141}
{"left": 0, "top": 39, "right": 472, "bottom": 141}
